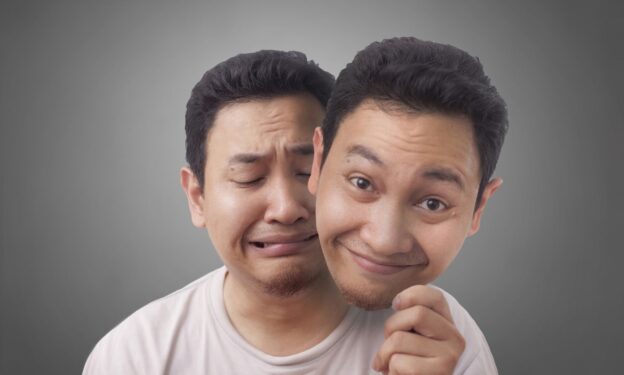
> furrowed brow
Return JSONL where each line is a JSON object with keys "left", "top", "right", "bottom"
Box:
{"left": 228, "top": 153, "right": 263, "bottom": 166}
{"left": 346, "top": 144, "right": 384, "bottom": 166}
{"left": 422, "top": 168, "right": 465, "bottom": 190}
{"left": 287, "top": 143, "right": 314, "bottom": 156}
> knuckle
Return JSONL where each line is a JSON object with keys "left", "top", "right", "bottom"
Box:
{"left": 410, "top": 305, "right": 427, "bottom": 326}
{"left": 449, "top": 349, "right": 461, "bottom": 364}
{"left": 401, "top": 285, "right": 423, "bottom": 301}
{"left": 388, "top": 331, "right": 405, "bottom": 349}
{"left": 388, "top": 354, "right": 399, "bottom": 373}
{"left": 412, "top": 284, "right": 428, "bottom": 295}
{"left": 432, "top": 289, "right": 445, "bottom": 305}
{"left": 455, "top": 333, "right": 466, "bottom": 352}
{"left": 437, "top": 358, "right": 457, "bottom": 375}
{"left": 378, "top": 344, "right": 391, "bottom": 363}
{"left": 437, "top": 346, "right": 463, "bottom": 374}
{"left": 388, "top": 355, "right": 411, "bottom": 375}
{"left": 384, "top": 318, "right": 393, "bottom": 337}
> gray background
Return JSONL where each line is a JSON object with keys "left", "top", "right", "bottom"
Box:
{"left": 1, "top": 0, "right": 622, "bottom": 374}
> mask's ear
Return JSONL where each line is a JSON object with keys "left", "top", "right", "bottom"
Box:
{"left": 308, "top": 127, "right": 324, "bottom": 195}
{"left": 180, "top": 166, "right": 206, "bottom": 228}
{"left": 468, "top": 178, "right": 503, "bottom": 236}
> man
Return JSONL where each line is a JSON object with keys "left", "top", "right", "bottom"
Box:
{"left": 309, "top": 37, "right": 508, "bottom": 374}
{"left": 84, "top": 42, "right": 504, "bottom": 375}
{"left": 84, "top": 50, "right": 387, "bottom": 374}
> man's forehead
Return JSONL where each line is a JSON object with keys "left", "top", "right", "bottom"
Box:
{"left": 329, "top": 103, "right": 481, "bottom": 183}
{"left": 215, "top": 94, "right": 323, "bottom": 129}
{"left": 206, "top": 98, "right": 319, "bottom": 164}
{"left": 209, "top": 97, "right": 318, "bottom": 140}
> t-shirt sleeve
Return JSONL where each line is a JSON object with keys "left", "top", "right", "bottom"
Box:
{"left": 83, "top": 328, "right": 137, "bottom": 374}
{"left": 82, "top": 271, "right": 214, "bottom": 374}
{"left": 82, "top": 315, "right": 161, "bottom": 375}
{"left": 82, "top": 330, "right": 133, "bottom": 374}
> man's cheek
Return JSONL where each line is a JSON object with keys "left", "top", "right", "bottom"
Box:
{"left": 325, "top": 191, "right": 357, "bottom": 223}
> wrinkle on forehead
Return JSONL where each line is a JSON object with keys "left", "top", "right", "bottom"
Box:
{"left": 253, "top": 110, "right": 302, "bottom": 137}
{"left": 339, "top": 101, "right": 480, "bottom": 182}
{"left": 253, "top": 94, "right": 321, "bottom": 125}
{"left": 213, "top": 95, "right": 322, "bottom": 149}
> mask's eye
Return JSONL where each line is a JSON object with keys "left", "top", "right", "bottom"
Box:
{"left": 349, "top": 176, "right": 373, "bottom": 191}
{"left": 418, "top": 198, "right": 447, "bottom": 212}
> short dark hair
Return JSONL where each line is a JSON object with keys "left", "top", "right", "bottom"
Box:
{"left": 322, "top": 37, "right": 508, "bottom": 204}
{"left": 185, "top": 50, "right": 334, "bottom": 187}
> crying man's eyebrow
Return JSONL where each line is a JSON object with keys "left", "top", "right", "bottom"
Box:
{"left": 228, "top": 153, "right": 263, "bottom": 166}
{"left": 287, "top": 143, "right": 314, "bottom": 156}
{"left": 228, "top": 143, "right": 314, "bottom": 166}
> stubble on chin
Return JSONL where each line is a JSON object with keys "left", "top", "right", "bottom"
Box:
{"left": 337, "top": 281, "right": 394, "bottom": 311}
{"left": 261, "top": 264, "right": 320, "bottom": 298}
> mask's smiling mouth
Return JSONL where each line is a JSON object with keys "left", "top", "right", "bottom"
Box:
{"left": 335, "top": 239, "right": 428, "bottom": 275}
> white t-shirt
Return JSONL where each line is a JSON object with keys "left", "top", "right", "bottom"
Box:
{"left": 83, "top": 267, "right": 497, "bottom": 374}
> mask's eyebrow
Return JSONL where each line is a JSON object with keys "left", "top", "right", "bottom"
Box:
{"left": 346, "top": 144, "right": 384, "bottom": 166}
{"left": 422, "top": 168, "right": 465, "bottom": 191}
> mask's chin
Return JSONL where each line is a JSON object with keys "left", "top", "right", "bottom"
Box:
{"left": 334, "top": 278, "right": 395, "bottom": 311}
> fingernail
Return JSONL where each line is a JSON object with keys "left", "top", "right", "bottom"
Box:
{"left": 392, "top": 295, "right": 400, "bottom": 310}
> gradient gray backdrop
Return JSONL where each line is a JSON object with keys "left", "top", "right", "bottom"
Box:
{"left": 2, "top": 0, "right": 623, "bottom": 374}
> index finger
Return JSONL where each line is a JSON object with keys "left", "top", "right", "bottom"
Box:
{"left": 392, "top": 285, "right": 453, "bottom": 323}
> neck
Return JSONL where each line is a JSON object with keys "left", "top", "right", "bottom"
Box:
{"left": 223, "top": 269, "right": 349, "bottom": 356}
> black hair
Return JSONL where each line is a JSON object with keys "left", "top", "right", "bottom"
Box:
{"left": 185, "top": 50, "right": 334, "bottom": 187}
{"left": 322, "top": 37, "right": 508, "bottom": 204}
